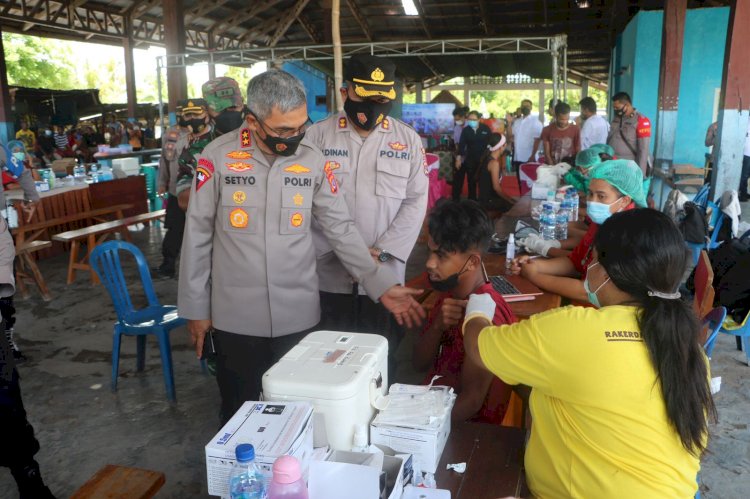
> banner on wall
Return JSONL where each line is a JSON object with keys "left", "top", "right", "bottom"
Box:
{"left": 402, "top": 104, "right": 455, "bottom": 136}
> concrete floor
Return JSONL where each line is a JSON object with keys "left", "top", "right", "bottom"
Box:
{"left": 0, "top": 221, "right": 748, "bottom": 498}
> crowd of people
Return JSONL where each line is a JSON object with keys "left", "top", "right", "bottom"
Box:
{"left": 0, "top": 52, "right": 737, "bottom": 498}
{"left": 13, "top": 117, "right": 154, "bottom": 168}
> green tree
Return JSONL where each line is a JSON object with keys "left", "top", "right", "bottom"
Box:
{"left": 2, "top": 32, "right": 78, "bottom": 89}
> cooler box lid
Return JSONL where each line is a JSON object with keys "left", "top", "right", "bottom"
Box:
{"left": 263, "top": 331, "right": 387, "bottom": 401}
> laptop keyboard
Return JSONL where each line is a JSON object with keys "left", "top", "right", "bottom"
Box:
{"left": 490, "top": 276, "right": 522, "bottom": 295}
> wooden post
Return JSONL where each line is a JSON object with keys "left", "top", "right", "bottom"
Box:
{"left": 163, "top": 0, "right": 188, "bottom": 122}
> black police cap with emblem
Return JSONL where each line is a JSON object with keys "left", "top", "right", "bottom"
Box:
{"left": 179, "top": 98, "right": 208, "bottom": 115}
{"left": 344, "top": 55, "right": 396, "bottom": 100}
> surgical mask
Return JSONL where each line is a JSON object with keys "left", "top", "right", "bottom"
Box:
{"left": 104, "top": 132, "right": 111, "bottom": 141}
{"left": 12, "top": 152, "right": 25, "bottom": 162}
{"left": 214, "top": 110, "right": 245, "bottom": 134}
{"left": 583, "top": 262, "right": 610, "bottom": 308}
{"left": 344, "top": 98, "right": 393, "bottom": 131}
{"left": 428, "top": 256, "right": 472, "bottom": 292}
{"left": 455, "top": 120, "right": 464, "bottom": 126}
{"left": 260, "top": 130, "right": 305, "bottom": 157}
{"left": 45, "top": 130, "right": 52, "bottom": 137}
{"left": 586, "top": 197, "right": 623, "bottom": 225}
{"left": 467, "top": 120, "right": 479, "bottom": 129}
{"left": 185, "top": 118, "right": 207, "bottom": 134}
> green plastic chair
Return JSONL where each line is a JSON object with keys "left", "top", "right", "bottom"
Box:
{"left": 140, "top": 163, "right": 159, "bottom": 212}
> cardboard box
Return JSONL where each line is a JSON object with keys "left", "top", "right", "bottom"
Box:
{"left": 205, "top": 401, "right": 314, "bottom": 498}
{"left": 309, "top": 446, "right": 412, "bottom": 499}
{"left": 369, "top": 391, "right": 455, "bottom": 474}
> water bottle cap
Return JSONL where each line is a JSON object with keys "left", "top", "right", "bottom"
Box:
{"left": 235, "top": 443, "right": 255, "bottom": 462}
{"left": 272, "top": 455, "right": 302, "bottom": 484}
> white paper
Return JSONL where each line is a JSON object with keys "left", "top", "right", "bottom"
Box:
{"left": 308, "top": 461, "right": 380, "bottom": 499}
{"left": 401, "top": 484, "right": 452, "bottom": 499}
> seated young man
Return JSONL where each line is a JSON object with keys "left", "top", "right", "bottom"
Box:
{"left": 412, "top": 199, "right": 517, "bottom": 424}
{"left": 510, "top": 159, "right": 646, "bottom": 301}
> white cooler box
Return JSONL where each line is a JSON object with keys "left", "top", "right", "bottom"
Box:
{"left": 262, "top": 331, "right": 388, "bottom": 451}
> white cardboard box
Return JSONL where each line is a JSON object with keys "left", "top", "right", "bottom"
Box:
{"left": 369, "top": 392, "right": 454, "bottom": 474}
{"left": 309, "top": 446, "right": 412, "bottom": 499}
{"left": 205, "top": 401, "right": 314, "bottom": 498}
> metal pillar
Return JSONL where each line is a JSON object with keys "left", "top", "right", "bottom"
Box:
{"left": 581, "top": 78, "right": 589, "bottom": 99}
{"left": 208, "top": 31, "right": 217, "bottom": 80}
{"left": 711, "top": 0, "right": 750, "bottom": 198}
{"left": 0, "top": 25, "right": 14, "bottom": 144}
{"left": 539, "top": 83, "right": 545, "bottom": 124}
{"left": 653, "top": 0, "right": 687, "bottom": 175}
{"left": 463, "top": 87, "right": 469, "bottom": 107}
{"left": 163, "top": 0, "right": 187, "bottom": 125}
{"left": 415, "top": 83, "right": 423, "bottom": 104}
{"left": 123, "top": 20, "right": 138, "bottom": 120}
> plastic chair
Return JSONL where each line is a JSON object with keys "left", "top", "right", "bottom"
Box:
{"left": 90, "top": 240, "right": 187, "bottom": 401}
{"left": 139, "top": 164, "right": 159, "bottom": 212}
{"left": 702, "top": 306, "right": 727, "bottom": 359}
{"left": 719, "top": 310, "right": 750, "bottom": 365}
{"left": 687, "top": 200, "right": 724, "bottom": 264}
{"left": 692, "top": 251, "right": 715, "bottom": 320}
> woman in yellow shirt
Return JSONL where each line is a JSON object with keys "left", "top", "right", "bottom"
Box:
{"left": 463, "top": 208, "right": 715, "bottom": 498}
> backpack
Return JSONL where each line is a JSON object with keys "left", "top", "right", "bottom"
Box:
{"left": 680, "top": 202, "right": 708, "bottom": 244}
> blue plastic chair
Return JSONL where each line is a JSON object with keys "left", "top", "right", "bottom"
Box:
{"left": 702, "top": 306, "right": 727, "bottom": 359}
{"left": 90, "top": 240, "right": 186, "bottom": 401}
{"left": 687, "top": 200, "right": 724, "bottom": 265}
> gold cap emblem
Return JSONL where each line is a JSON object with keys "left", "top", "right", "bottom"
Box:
{"left": 371, "top": 68, "right": 385, "bottom": 82}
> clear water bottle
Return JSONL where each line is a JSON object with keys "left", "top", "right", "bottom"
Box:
{"left": 555, "top": 207, "right": 569, "bottom": 240}
{"left": 540, "top": 203, "right": 557, "bottom": 241}
{"left": 229, "top": 443, "right": 265, "bottom": 499}
{"left": 567, "top": 188, "right": 579, "bottom": 223}
{"left": 267, "top": 455, "right": 309, "bottom": 499}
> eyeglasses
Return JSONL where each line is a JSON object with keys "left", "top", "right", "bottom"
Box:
{"left": 251, "top": 110, "right": 312, "bottom": 139}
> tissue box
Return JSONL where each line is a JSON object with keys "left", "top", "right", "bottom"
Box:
{"left": 205, "top": 401, "right": 314, "bottom": 497}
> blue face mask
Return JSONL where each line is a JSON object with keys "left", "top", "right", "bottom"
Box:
{"left": 586, "top": 197, "right": 624, "bottom": 225}
{"left": 467, "top": 120, "right": 479, "bottom": 129}
{"left": 583, "top": 262, "right": 610, "bottom": 308}
{"left": 12, "top": 152, "right": 25, "bottom": 162}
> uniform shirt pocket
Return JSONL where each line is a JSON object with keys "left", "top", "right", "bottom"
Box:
{"left": 281, "top": 186, "right": 314, "bottom": 209}
{"left": 280, "top": 208, "right": 311, "bottom": 235}
{"left": 222, "top": 206, "right": 258, "bottom": 234}
{"left": 375, "top": 157, "right": 409, "bottom": 200}
{"left": 221, "top": 185, "right": 254, "bottom": 207}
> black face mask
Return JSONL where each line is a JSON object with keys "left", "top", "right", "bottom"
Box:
{"left": 185, "top": 118, "right": 207, "bottom": 134}
{"left": 521, "top": 107, "right": 531, "bottom": 117}
{"left": 178, "top": 117, "right": 190, "bottom": 128}
{"left": 214, "top": 110, "right": 245, "bottom": 135}
{"left": 614, "top": 107, "right": 626, "bottom": 117}
{"left": 261, "top": 131, "right": 305, "bottom": 157}
{"left": 344, "top": 98, "right": 393, "bottom": 131}
{"left": 428, "top": 256, "right": 472, "bottom": 292}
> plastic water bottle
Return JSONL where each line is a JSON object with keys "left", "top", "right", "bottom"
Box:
{"left": 229, "top": 443, "right": 265, "bottom": 499}
{"left": 90, "top": 164, "right": 99, "bottom": 183}
{"left": 567, "top": 187, "right": 579, "bottom": 223}
{"left": 540, "top": 203, "right": 557, "bottom": 241}
{"left": 267, "top": 455, "right": 309, "bottom": 499}
{"left": 505, "top": 233, "right": 515, "bottom": 275}
{"left": 555, "top": 207, "right": 569, "bottom": 240}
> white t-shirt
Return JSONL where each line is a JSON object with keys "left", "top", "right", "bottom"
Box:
{"left": 744, "top": 119, "right": 750, "bottom": 157}
{"left": 581, "top": 114, "right": 610, "bottom": 150}
{"left": 514, "top": 115, "right": 543, "bottom": 163}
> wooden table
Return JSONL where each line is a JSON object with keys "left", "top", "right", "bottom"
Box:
{"left": 435, "top": 422, "right": 528, "bottom": 498}
{"left": 71, "top": 464, "right": 165, "bottom": 499}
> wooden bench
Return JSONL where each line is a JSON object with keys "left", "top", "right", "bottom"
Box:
{"left": 15, "top": 240, "right": 53, "bottom": 301}
{"left": 71, "top": 464, "right": 165, "bottom": 499}
{"left": 53, "top": 209, "right": 166, "bottom": 285}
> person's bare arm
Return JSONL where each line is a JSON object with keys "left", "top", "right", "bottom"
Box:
{"left": 520, "top": 259, "right": 587, "bottom": 301}
{"left": 452, "top": 353, "right": 495, "bottom": 424}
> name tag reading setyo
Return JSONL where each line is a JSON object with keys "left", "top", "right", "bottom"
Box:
{"left": 225, "top": 175, "right": 256, "bottom": 185}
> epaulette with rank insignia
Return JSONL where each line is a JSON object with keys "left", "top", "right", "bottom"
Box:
{"left": 239, "top": 127, "right": 252, "bottom": 148}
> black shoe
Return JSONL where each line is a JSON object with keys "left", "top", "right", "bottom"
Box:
{"left": 740, "top": 194, "right": 750, "bottom": 202}
{"left": 11, "top": 463, "right": 56, "bottom": 499}
{"left": 151, "top": 265, "right": 176, "bottom": 279}
{"left": 12, "top": 347, "right": 27, "bottom": 362}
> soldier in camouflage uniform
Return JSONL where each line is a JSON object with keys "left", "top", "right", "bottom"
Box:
{"left": 174, "top": 99, "right": 218, "bottom": 211}
{"left": 202, "top": 77, "right": 246, "bottom": 135}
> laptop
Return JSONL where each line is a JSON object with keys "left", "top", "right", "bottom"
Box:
{"left": 488, "top": 274, "right": 544, "bottom": 303}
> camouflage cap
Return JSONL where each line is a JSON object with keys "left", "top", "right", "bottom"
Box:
{"left": 202, "top": 77, "right": 243, "bottom": 114}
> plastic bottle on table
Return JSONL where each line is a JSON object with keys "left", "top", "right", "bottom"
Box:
{"left": 267, "top": 455, "right": 309, "bottom": 499}
{"left": 229, "top": 443, "right": 265, "bottom": 499}
{"left": 505, "top": 233, "right": 515, "bottom": 275}
{"left": 567, "top": 187, "right": 579, "bottom": 223}
{"left": 555, "top": 207, "right": 569, "bottom": 240}
{"left": 540, "top": 203, "right": 557, "bottom": 241}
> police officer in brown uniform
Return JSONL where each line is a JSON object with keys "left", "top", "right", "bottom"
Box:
{"left": 306, "top": 55, "right": 428, "bottom": 373}
{"left": 607, "top": 92, "right": 652, "bottom": 176}
{"left": 154, "top": 100, "right": 189, "bottom": 278}
{"left": 178, "top": 70, "right": 425, "bottom": 423}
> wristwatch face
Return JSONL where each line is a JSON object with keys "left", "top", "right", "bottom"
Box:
{"left": 378, "top": 251, "right": 389, "bottom": 262}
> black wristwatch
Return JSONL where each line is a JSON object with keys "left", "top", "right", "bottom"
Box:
{"left": 376, "top": 249, "right": 404, "bottom": 263}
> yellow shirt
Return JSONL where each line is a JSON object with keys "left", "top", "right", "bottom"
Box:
{"left": 478, "top": 305, "right": 700, "bottom": 498}
{"left": 15, "top": 129, "right": 35, "bottom": 150}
